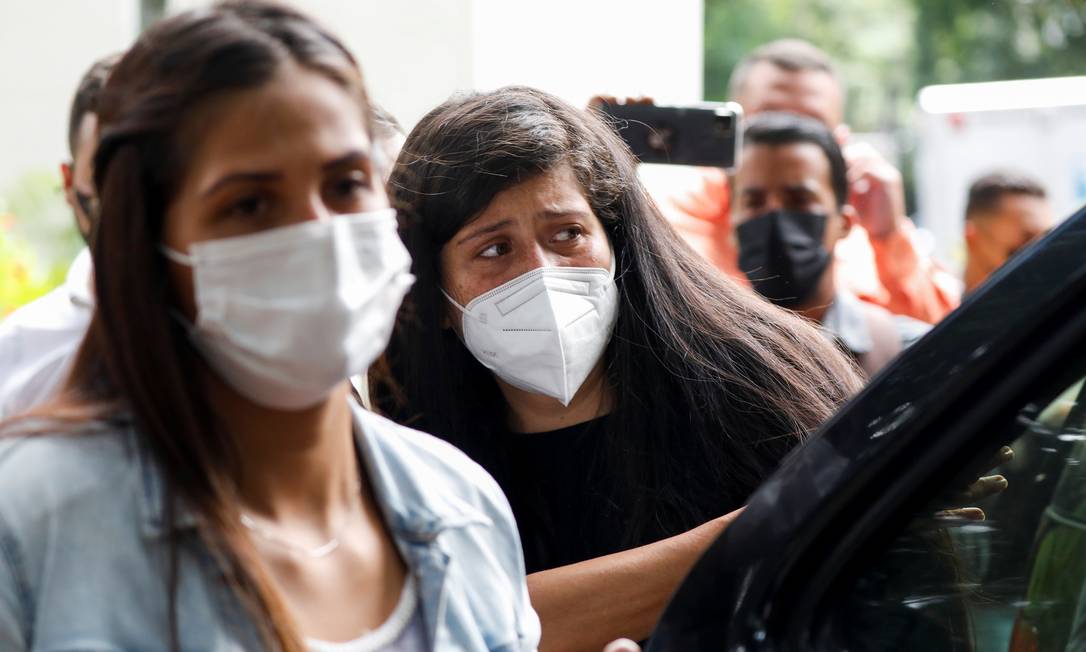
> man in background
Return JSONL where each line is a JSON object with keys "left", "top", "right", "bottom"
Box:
{"left": 963, "top": 172, "right": 1054, "bottom": 294}
{"left": 651, "top": 39, "right": 960, "bottom": 324}
{"left": 733, "top": 112, "right": 928, "bottom": 378}
{"left": 0, "top": 56, "right": 113, "bottom": 419}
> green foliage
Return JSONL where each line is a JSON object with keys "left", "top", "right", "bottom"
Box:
{"left": 0, "top": 170, "right": 81, "bottom": 317}
{"left": 913, "top": 0, "right": 1086, "bottom": 89}
{"left": 0, "top": 225, "right": 69, "bottom": 318}
{"left": 705, "top": 0, "right": 1086, "bottom": 213}
{"left": 704, "top": 0, "right": 914, "bottom": 131}
{"left": 705, "top": 0, "right": 1086, "bottom": 130}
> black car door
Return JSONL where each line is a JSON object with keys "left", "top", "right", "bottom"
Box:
{"left": 649, "top": 204, "right": 1086, "bottom": 651}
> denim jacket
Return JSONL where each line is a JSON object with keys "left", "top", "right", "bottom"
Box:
{"left": 0, "top": 401, "right": 540, "bottom": 651}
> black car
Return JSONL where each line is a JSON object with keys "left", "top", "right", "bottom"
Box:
{"left": 648, "top": 204, "right": 1086, "bottom": 651}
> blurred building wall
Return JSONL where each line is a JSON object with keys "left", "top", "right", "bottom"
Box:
{"left": 915, "top": 80, "right": 1086, "bottom": 270}
{"left": 0, "top": 0, "right": 139, "bottom": 189}
{"left": 0, "top": 0, "right": 703, "bottom": 190}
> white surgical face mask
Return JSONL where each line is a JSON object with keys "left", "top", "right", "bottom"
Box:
{"left": 163, "top": 208, "right": 413, "bottom": 410}
{"left": 443, "top": 259, "right": 618, "bottom": 406}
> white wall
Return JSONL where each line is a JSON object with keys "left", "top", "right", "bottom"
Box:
{"left": 169, "top": 0, "right": 703, "bottom": 128}
{"left": 302, "top": 0, "right": 704, "bottom": 128}
{"left": 281, "top": 0, "right": 477, "bottom": 129}
{"left": 470, "top": 0, "right": 703, "bottom": 108}
{"left": 0, "top": 0, "right": 138, "bottom": 188}
{"left": 916, "top": 102, "right": 1086, "bottom": 270}
{"left": 0, "top": 0, "right": 703, "bottom": 188}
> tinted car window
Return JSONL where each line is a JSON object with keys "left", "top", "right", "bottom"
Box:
{"left": 831, "top": 371, "right": 1086, "bottom": 651}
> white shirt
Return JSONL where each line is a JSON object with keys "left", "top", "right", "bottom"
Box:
{"left": 308, "top": 579, "right": 428, "bottom": 652}
{"left": 821, "top": 290, "right": 930, "bottom": 355}
{"left": 0, "top": 248, "right": 93, "bottom": 420}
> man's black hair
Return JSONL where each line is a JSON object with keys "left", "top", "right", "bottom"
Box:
{"left": 744, "top": 111, "right": 849, "bottom": 209}
{"left": 965, "top": 171, "right": 1047, "bottom": 220}
{"left": 67, "top": 56, "right": 115, "bottom": 157}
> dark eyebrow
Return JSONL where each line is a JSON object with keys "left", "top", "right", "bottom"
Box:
{"left": 785, "top": 181, "right": 821, "bottom": 194}
{"left": 538, "top": 208, "right": 592, "bottom": 220}
{"left": 201, "top": 150, "right": 373, "bottom": 198}
{"left": 456, "top": 219, "right": 513, "bottom": 246}
{"left": 322, "top": 149, "right": 372, "bottom": 171}
{"left": 201, "top": 171, "right": 281, "bottom": 198}
{"left": 455, "top": 208, "right": 590, "bottom": 246}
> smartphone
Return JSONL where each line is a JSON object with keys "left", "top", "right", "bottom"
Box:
{"left": 599, "top": 101, "right": 743, "bottom": 170}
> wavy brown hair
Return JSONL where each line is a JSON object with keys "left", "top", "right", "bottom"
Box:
{"left": 2, "top": 2, "right": 374, "bottom": 649}
{"left": 374, "top": 87, "right": 863, "bottom": 549}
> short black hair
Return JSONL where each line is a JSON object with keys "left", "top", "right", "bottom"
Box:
{"left": 965, "top": 171, "right": 1047, "bottom": 220}
{"left": 729, "top": 39, "right": 842, "bottom": 100}
{"left": 743, "top": 111, "right": 849, "bottom": 209}
{"left": 67, "top": 56, "right": 116, "bottom": 157}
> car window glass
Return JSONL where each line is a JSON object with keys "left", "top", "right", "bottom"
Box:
{"left": 830, "top": 372, "right": 1086, "bottom": 652}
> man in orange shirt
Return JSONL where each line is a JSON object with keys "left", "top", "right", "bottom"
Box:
{"left": 962, "top": 172, "right": 1054, "bottom": 294}
{"left": 652, "top": 39, "right": 960, "bottom": 323}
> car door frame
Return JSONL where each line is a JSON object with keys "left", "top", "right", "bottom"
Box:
{"left": 648, "top": 204, "right": 1086, "bottom": 652}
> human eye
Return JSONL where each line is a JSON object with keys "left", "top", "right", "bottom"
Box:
{"left": 742, "top": 191, "right": 765, "bottom": 211}
{"left": 478, "top": 241, "right": 511, "bottom": 259}
{"left": 325, "top": 170, "right": 371, "bottom": 212}
{"left": 785, "top": 188, "right": 820, "bottom": 211}
{"left": 552, "top": 225, "right": 584, "bottom": 243}
{"left": 223, "top": 193, "right": 271, "bottom": 221}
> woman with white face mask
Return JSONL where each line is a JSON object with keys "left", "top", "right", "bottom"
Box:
{"left": 374, "top": 87, "right": 864, "bottom": 651}
{"left": 0, "top": 4, "right": 538, "bottom": 651}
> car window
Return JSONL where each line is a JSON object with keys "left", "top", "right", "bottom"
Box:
{"left": 828, "top": 370, "right": 1086, "bottom": 652}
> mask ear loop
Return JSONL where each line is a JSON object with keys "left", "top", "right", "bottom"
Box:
{"left": 161, "top": 246, "right": 195, "bottom": 267}
{"left": 439, "top": 288, "right": 468, "bottom": 314}
{"left": 158, "top": 246, "right": 201, "bottom": 330}
{"left": 605, "top": 245, "right": 619, "bottom": 284}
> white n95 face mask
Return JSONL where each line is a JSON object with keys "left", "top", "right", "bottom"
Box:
{"left": 163, "top": 208, "right": 414, "bottom": 410}
{"left": 443, "top": 261, "right": 619, "bottom": 406}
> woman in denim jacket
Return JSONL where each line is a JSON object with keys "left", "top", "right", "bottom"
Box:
{"left": 0, "top": 3, "right": 538, "bottom": 650}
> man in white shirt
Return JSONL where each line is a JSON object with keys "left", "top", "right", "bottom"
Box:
{"left": 0, "top": 57, "right": 113, "bottom": 419}
{"left": 732, "top": 111, "right": 930, "bottom": 379}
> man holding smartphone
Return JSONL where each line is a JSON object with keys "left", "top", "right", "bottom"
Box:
{"left": 732, "top": 111, "right": 929, "bottom": 377}
{"left": 651, "top": 39, "right": 960, "bottom": 325}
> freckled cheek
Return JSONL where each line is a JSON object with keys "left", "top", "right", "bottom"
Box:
{"left": 439, "top": 253, "right": 487, "bottom": 306}
{"left": 589, "top": 232, "right": 613, "bottom": 268}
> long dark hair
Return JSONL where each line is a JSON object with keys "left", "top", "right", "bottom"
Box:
{"left": 374, "top": 87, "right": 863, "bottom": 548}
{"left": 2, "top": 2, "right": 373, "bottom": 650}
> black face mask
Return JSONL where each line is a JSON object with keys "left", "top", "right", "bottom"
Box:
{"left": 736, "top": 209, "right": 832, "bottom": 308}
